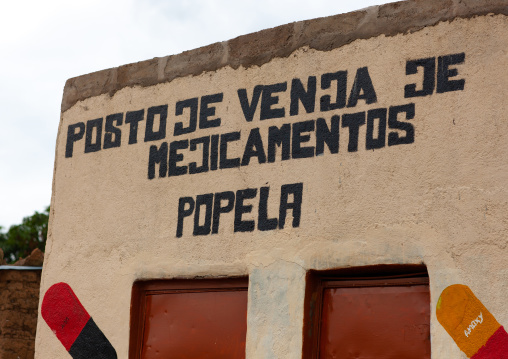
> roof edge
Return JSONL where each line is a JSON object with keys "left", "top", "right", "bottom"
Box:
{"left": 61, "top": 0, "right": 508, "bottom": 112}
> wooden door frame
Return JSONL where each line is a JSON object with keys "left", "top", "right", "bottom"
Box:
{"left": 302, "top": 264, "right": 429, "bottom": 359}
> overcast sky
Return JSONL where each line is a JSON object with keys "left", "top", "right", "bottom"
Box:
{"left": 0, "top": 0, "right": 393, "bottom": 229}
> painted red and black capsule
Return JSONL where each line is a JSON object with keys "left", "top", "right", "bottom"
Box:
{"left": 41, "top": 282, "right": 117, "bottom": 359}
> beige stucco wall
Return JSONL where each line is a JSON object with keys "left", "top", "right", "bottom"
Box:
{"left": 37, "top": 1, "right": 508, "bottom": 358}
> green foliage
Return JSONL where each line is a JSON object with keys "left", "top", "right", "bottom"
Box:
{"left": 0, "top": 206, "right": 49, "bottom": 264}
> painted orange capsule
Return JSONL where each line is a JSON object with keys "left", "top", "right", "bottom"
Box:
{"left": 437, "top": 284, "right": 508, "bottom": 358}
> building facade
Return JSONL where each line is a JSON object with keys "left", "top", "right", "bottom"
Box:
{"left": 36, "top": 0, "right": 508, "bottom": 357}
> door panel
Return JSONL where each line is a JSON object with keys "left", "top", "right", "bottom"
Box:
{"left": 130, "top": 279, "right": 248, "bottom": 359}
{"left": 319, "top": 285, "right": 431, "bottom": 358}
{"left": 141, "top": 290, "right": 248, "bottom": 359}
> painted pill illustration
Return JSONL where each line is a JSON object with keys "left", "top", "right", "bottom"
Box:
{"left": 437, "top": 284, "right": 508, "bottom": 358}
{"left": 41, "top": 282, "right": 117, "bottom": 359}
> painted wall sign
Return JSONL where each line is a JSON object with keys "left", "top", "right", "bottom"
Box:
{"left": 62, "top": 53, "right": 465, "bottom": 237}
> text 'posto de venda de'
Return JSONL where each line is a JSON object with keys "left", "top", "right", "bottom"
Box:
{"left": 65, "top": 53, "right": 465, "bottom": 178}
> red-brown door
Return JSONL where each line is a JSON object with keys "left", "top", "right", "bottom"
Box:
{"left": 130, "top": 278, "right": 248, "bottom": 359}
{"left": 319, "top": 281, "right": 431, "bottom": 358}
